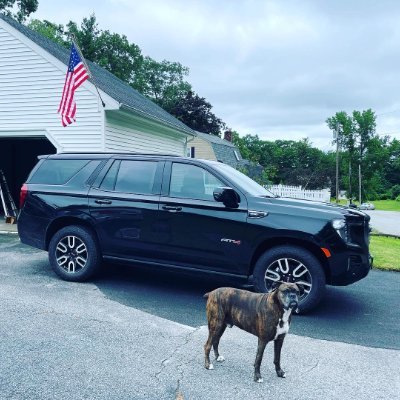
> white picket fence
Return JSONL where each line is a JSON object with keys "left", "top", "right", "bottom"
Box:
{"left": 266, "top": 184, "right": 331, "bottom": 203}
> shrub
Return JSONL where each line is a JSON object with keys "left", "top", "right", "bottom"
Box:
{"left": 390, "top": 184, "right": 400, "bottom": 200}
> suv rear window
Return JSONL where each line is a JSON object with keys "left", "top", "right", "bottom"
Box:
{"left": 29, "top": 159, "right": 89, "bottom": 185}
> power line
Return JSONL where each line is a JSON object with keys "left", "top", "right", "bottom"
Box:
{"left": 376, "top": 109, "right": 400, "bottom": 117}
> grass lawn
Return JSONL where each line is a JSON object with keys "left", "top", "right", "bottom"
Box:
{"left": 370, "top": 235, "right": 400, "bottom": 271}
{"left": 331, "top": 199, "right": 400, "bottom": 212}
{"left": 370, "top": 200, "right": 400, "bottom": 212}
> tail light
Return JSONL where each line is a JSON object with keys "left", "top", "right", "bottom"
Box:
{"left": 20, "top": 183, "right": 28, "bottom": 209}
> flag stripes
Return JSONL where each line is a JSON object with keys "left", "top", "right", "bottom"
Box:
{"left": 58, "top": 43, "right": 89, "bottom": 127}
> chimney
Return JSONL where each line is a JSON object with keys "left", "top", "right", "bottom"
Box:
{"left": 224, "top": 129, "right": 232, "bottom": 142}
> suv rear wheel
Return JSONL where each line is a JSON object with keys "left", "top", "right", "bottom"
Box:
{"left": 48, "top": 225, "right": 101, "bottom": 282}
{"left": 253, "top": 245, "right": 326, "bottom": 313}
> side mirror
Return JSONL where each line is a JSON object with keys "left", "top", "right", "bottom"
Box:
{"left": 213, "top": 187, "right": 240, "bottom": 208}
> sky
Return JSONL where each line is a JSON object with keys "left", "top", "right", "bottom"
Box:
{"left": 32, "top": 0, "right": 400, "bottom": 150}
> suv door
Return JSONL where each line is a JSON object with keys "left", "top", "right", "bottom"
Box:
{"left": 88, "top": 158, "right": 164, "bottom": 260}
{"left": 157, "top": 161, "right": 249, "bottom": 274}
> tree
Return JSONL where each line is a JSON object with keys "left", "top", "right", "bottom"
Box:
{"left": 352, "top": 109, "right": 377, "bottom": 202}
{"left": 67, "top": 15, "right": 143, "bottom": 83}
{"left": 28, "top": 19, "right": 67, "bottom": 46}
{"left": 168, "top": 91, "right": 226, "bottom": 135}
{"left": 232, "top": 134, "right": 335, "bottom": 190}
{"left": 133, "top": 57, "right": 192, "bottom": 112}
{"left": 326, "top": 111, "right": 355, "bottom": 201}
{"left": 0, "top": 0, "right": 38, "bottom": 22}
{"left": 29, "top": 14, "right": 143, "bottom": 83}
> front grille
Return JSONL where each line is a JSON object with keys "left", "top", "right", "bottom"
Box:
{"left": 347, "top": 217, "right": 370, "bottom": 249}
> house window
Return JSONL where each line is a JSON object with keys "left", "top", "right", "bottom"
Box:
{"left": 186, "top": 146, "right": 195, "bottom": 158}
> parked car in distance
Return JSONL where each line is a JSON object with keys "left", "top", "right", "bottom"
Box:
{"left": 18, "top": 153, "right": 373, "bottom": 313}
{"left": 359, "top": 202, "right": 375, "bottom": 210}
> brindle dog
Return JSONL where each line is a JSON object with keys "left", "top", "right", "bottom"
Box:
{"left": 204, "top": 283, "right": 301, "bottom": 382}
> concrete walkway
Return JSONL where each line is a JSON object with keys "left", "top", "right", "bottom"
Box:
{"left": 0, "top": 269, "right": 398, "bottom": 400}
{"left": 0, "top": 219, "right": 17, "bottom": 234}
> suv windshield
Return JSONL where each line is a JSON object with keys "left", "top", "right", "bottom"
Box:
{"left": 211, "top": 162, "right": 276, "bottom": 197}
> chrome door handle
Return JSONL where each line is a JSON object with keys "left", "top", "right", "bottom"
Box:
{"left": 95, "top": 199, "right": 112, "bottom": 205}
{"left": 162, "top": 205, "right": 182, "bottom": 212}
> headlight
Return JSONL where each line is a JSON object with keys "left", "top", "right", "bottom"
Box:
{"left": 332, "top": 219, "right": 345, "bottom": 230}
{"left": 332, "top": 219, "right": 349, "bottom": 242}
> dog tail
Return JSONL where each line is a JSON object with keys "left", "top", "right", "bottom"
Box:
{"left": 203, "top": 292, "right": 209, "bottom": 299}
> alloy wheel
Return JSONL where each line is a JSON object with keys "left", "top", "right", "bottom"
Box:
{"left": 55, "top": 235, "right": 88, "bottom": 274}
{"left": 264, "top": 257, "right": 312, "bottom": 300}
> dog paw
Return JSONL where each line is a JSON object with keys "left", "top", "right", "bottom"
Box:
{"left": 216, "top": 355, "right": 225, "bottom": 362}
{"left": 206, "top": 364, "right": 214, "bottom": 370}
{"left": 256, "top": 378, "right": 263, "bottom": 383}
{"left": 276, "top": 370, "right": 286, "bottom": 378}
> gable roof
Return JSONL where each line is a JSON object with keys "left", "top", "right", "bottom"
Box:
{"left": 195, "top": 131, "right": 242, "bottom": 167}
{"left": 0, "top": 13, "right": 195, "bottom": 136}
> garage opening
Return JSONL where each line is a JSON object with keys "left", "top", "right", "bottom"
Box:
{"left": 0, "top": 137, "right": 56, "bottom": 209}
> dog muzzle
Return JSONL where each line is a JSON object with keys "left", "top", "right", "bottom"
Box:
{"left": 288, "top": 301, "right": 298, "bottom": 310}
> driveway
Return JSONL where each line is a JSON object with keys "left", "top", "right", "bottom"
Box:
{"left": 0, "top": 235, "right": 399, "bottom": 399}
{"left": 364, "top": 210, "right": 400, "bottom": 236}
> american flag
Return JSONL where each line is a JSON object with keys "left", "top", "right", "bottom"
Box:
{"left": 58, "top": 43, "right": 90, "bottom": 127}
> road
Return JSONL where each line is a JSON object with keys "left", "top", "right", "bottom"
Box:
{"left": 364, "top": 210, "right": 400, "bottom": 236}
{"left": 0, "top": 235, "right": 399, "bottom": 399}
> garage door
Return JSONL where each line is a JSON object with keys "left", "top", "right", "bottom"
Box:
{"left": 0, "top": 137, "right": 56, "bottom": 206}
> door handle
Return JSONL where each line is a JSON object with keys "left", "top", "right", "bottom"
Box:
{"left": 162, "top": 205, "right": 182, "bottom": 212}
{"left": 95, "top": 199, "right": 112, "bottom": 205}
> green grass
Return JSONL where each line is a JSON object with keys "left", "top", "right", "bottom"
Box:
{"left": 370, "top": 235, "right": 400, "bottom": 271}
{"left": 370, "top": 200, "right": 400, "bottom": 211}
{"left": 331, "top": 199, "right": 400, "bottom": 211}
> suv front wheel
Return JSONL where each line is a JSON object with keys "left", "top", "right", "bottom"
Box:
{"left": 253, "top": 245, "right": 326, "bottom": 313}
{"left": 48, "top": 225, "right": 101, "bottom": 282}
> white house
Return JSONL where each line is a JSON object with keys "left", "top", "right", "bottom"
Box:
{"left": 0, "top": 13, "right": 195, "bottom": 201}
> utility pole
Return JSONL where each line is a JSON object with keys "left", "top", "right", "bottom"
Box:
{"left": 358, "top": 163, "right": 362, "bottom": 204}
{"left": 335, "top": 123, "right": 340, "bottom": 203}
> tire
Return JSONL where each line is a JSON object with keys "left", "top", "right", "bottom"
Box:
{"left": 253, "top": 245, "right": 326, "bottom": 314}
{"left": 48, "top": 225, "right": 101, "bottom": 282}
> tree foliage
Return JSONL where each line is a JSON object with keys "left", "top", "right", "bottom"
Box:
{"left": 0, "top": 0, "right": 38, "bottom": 22}
{"left": 132, "top": 57, "right": 192, "bottom": 110}
{"left": 326, "top": 109, "right": 378, "bottom": 201}
{"left": 233, "top": 134, "right": 335, "bottom": 190}
{"left": 168, "top": 91, "right": 226, "bottom": 135}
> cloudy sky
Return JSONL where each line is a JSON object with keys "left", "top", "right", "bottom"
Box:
{"left": 33, "top": 0, "right": 400, "bottom": 149}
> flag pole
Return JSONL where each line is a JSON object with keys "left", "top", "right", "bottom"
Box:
{"left": 70, "top": 34, "right": 106, "bottom": 108}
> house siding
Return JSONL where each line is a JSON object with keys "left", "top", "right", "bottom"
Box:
{"left": 190, "top": 137, "right": 217, "bottom": 160}
{"left": 0, "top": 24, "right": 103, "bottom": 152}
{"left": 105, "top": 114, "right": 186, "bottom": 155}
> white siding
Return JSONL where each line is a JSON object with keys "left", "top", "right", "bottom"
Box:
{"left": 105, "top": 117, "right": 186, "bottom": 155}
{"left": 0, "top": 25, "right": 103, "bottom": 152}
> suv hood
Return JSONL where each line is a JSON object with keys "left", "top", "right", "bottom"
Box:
{"left": 251, "top": 196, "right": 370, "bottom": 221}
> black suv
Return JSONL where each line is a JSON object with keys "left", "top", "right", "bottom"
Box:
{"left": 18, "top": 153, "right": 372, "bottom": 312}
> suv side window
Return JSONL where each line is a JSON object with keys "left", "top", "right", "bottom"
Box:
{"left": 102, "top": 160, "right": 158, "bottom": 195}
{"left": 29, "top": 159, "right": 89, "bottom": 185}
{"left": 169, "top": 163, "right": 223, "bottom": 201}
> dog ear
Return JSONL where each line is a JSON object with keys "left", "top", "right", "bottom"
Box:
{"left": 296, "top": 284, "right": 305, "bottom": 296}
{"left": 270, "top": 281, "right": 283, "bottom": 293}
